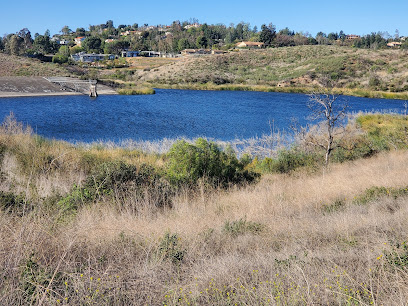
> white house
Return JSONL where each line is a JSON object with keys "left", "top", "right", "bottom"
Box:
{"left": 235, "top": 41, "right": 264, "bottom": 48}
{"left": 74, "top": 37, "right": 86, "bottom": 46}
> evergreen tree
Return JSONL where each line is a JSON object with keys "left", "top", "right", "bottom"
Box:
{"left": 259, "top": 24, "right": 276, "bottom": 46}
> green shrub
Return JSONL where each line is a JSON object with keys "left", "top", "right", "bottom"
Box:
{"left": 52, "top": 54, "right": 68, "bottom": 64}
{"left": 0, "top": 191, "right": 26, "bottom": 213}
{"left": 157, "top": 232, "right": 185, "bottom": 264}
{"left": 20, "top": 254, "right": 65, "bottom": 304}
{"left": 223, "top": 218, "right": 264, "bottom": 237}
{"left": 259, "top": 149, "right": 318, "bottom": 173}
{"left": 353, "top": 186, "right": 408, "bottom": 205}
{"left": 356, "top": 114, "right": 408, "bottom": 151}
{"left": 59, "top": 161, "right": 172, "bottom": 214}
{"left": 322, "top": 198, "right": 346, "bottom": 214}
{"left": 385, "top": 241, "right": 408, "bottom": 269}
{"left": 331, "top": 138, "right": 375, "bottom": 163}
{"left": 166, "top": 138, "right": 258, "bottom": 187}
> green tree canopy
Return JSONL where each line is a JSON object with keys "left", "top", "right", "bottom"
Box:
{"left": 177, "top": 38, "right": 191, "bottom": 51}
{"left": 82, "top": 37, "right": 102, "bottom": 53}
{"left": 75, "top": 28, "right": 86, "bottom": 37}
{"left": 61, "top": 26, "right": 72, "bottom": 35}
{"left": 104, "top": 40, "right": 130, "bottom": 55}
{"left": 33, "top": 34, "right": 58, "bottom": 54}
{"left": 259, "top": 23, "right": 276, "bottom": 46}
{"left": 196, "top": 35, "right": 208, "bottom": 48}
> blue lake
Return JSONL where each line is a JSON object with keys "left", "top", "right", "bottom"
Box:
{"left": 0, "top": 89, "right": 406, "bottom": 143}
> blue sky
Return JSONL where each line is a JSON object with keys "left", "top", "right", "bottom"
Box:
{"left": 1, "top": 0, "right": 407, "bottom": 37}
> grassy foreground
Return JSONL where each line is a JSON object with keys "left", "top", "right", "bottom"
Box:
{"left": 1, "top": 114, "right": 408, "bottom": 304}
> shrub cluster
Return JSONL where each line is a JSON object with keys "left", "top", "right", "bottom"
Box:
{"left": 166, "top": 138, "right": 258, "bottom": 187}
{"left": 59, "top": 161, "right": 173, "bottom": 214}
{"left": 256, "top": 149, "right": 318, "bottom": 174}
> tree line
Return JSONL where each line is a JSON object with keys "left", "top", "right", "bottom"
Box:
{"left": 1, "top": 20, "right": 407, "bottom": 62}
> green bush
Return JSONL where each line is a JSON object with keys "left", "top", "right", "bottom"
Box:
{"left": 0, "top": 191, "right": 26, "bottom": 213}
{"left": 331, "top": 138, "right": 375, "bottom": 163}
{"left": 59, "top": 161, "right": 173, "bottom": 214}
{"left": 385, "top": 241, "right": 408, "bottom": 269}
{"left": 353, "top": 186, "right": 408, "bottom": 205}
{"left": 356, "top": 114, "right": 408, "bottom": 151}
{"left": 52, "top": 54, "right": 68, "bottom": 64}
{"left": 166, "top": 138, "right": 258, "bottom": 187}
{"left": 259, "top": 149, "right": 318, "bottom": 173}
{"left": 223, "top": 218, "right": 264, "bottom": 237}
{"left": 322, "top": 198, "right": 346, "bottom": 214}
{"left": 157, "top": 232, "right": 185, "bottom": 264}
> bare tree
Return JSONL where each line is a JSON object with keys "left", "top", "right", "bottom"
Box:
{"left": 306, "top": 93, "right": 348, "bottom": 167}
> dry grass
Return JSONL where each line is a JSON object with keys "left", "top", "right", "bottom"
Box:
{"left": 0, "top": 53, "right": 69, "bottom": 77}
{"left": 1, "top": 116, "right": 408, "bottom": 305}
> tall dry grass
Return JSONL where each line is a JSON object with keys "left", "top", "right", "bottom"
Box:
{"left": 1, "top": 114, "right": 408, "bottom": 304}
{"left": 1, "top": 144, "right": 408, "bottom": 304}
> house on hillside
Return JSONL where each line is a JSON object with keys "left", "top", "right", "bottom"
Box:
{"left": 387, "top": 42, "right": 402, "bottom": 48}
{"left": 120, "top": 31, "right": 142, "bottom": 36}
{"left": 71, "top": 52, "right": 115, "bottom": 62}
{"left": 74, "top": 37, "right": 86, "bottom": 46}
{"left": 121, "top": 50, "right": 139, "bottom": 57}
{"left": 51, "top": 36, "right": 70, "bottom": 45}
{"left": 235, "top": 41, "right": 264, "bottom": 48}
{"left": 139, "top": 51, "right": 160, "bottom": 57}
{"left": 184, "top": 23, "right": 201, "bottom": 30}
{"left": 346, "top": 34, "right": 360, "bottom": 40}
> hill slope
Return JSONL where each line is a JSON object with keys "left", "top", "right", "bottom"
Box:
{"left": 136, "top": 45, "right": 408, "bottom": 97}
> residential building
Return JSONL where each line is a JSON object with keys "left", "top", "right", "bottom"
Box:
{"left": 139, "top": 51, "right": 160, "bottom": 57}
{"left": 74, "top": 36, "right": 86, "bottom": 46}
{"left": 184, "top": 23, "right": 201, "bottom": 30}
{"left": 346, "top": 34, "right": 360, "bottom": 40}
{"left": 387, "top": 42, "right": 402, "bottom": 48}
{"left": 121, "top": 50, "right": 139, "bottom": 57}
{"left": 120, "top": 31, "right": 142, "bottom": 36}
{"left": 71, "top": 52, "right": 115, "bottom": 62}
{"left": 235, "top": 41, "right": 264, "bottom": 48}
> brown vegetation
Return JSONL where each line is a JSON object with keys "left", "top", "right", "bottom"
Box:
{"left": 1, "top": 114, "right": 408, "bottom": 304}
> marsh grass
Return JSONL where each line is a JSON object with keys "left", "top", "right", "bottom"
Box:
{"left": 117, "top": 88, "right": 155, "bottom": 95}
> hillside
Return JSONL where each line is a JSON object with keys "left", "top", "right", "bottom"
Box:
{"left": 134, "top": 45, "right": 408, "bottom": 98}
{"left": 2, "top": 45, "right": 408, "bottom": 98}
{"left": 0, "top": 53, "right": 70, "bottom": 77}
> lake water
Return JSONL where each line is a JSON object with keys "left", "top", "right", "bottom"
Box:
{"left": 0, "top": 89, "right": 406, "bottom": 143}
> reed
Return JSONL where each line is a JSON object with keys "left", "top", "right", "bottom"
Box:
{"left": 117, "top": 87, "right": 155, "bottom": 95}
{"left": 151, "top": 82, "right": 408, "bottom": 100}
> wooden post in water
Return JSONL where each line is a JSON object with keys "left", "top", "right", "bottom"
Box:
{"left": 89, "top": 81, "right": 98, "bottom": 97}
